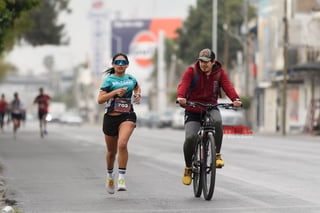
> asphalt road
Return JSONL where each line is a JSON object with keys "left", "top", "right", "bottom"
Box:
{"left": 0, "top": 121, "right": 320, "bottom": 213}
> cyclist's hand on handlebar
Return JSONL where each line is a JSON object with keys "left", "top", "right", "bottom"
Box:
{"left": 176, "top": 97, "right": 187, "bottom": 105}
{"left": 233, "top": 100, "right": 242, "bottom": 107}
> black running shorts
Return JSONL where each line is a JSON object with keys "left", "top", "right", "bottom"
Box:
{"left": 103, "top": 112, "right": 137, "bottom": 136}
{"left": 38, "top": 111, "right": 48, "bottom": 120}
{"left": 11, "top": 113, "right": 22, "bottom": 120}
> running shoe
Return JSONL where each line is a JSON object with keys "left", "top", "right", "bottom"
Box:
{"left": 216, "top": 153, "right": 224, "bottom": 168}
{"left": 182, "top": 167, "right": 192, "bottom": 185}
{"left": 117, "top": 178, "right": 127, "bottom": 191}
{"left": 106, "top": 177, "right": 115, "bottom": 194}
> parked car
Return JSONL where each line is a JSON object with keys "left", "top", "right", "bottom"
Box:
{"left": 137, "top": 111, "right": 160, "bottom": 128}
{"left": 171, "top": 108, "right": 185, "bottom": 129}
{"left": 46, "top": 113, "right": 62, "bottom": 123}
{"left": 60, "top": 112, "right": 83, "bottom": 126}
{"left": 158, "top": 108, "right": 175, "bottom": 128}
{"left": 218, "top": 98, "right": 245, "bottom": 127}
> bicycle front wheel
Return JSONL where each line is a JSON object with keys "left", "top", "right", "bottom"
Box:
{"left": 192, "top": 140, "right": 202, "bottom": 198}
{"left": 201, "top": 132, "right": 216, "bottom": 200}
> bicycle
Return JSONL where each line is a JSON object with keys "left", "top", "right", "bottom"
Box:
{"left": 178, "top": 101, "right": 234, "bottom": 200}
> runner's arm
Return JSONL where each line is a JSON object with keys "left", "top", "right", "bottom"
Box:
{"left": 97, "top": 88, "right": 127, "bottom": 104}
{"left": 133, "top": 83, "right": 141, "bottom": 104}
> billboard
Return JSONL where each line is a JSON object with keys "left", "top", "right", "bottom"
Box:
{"left": 112, "top": 18, "right": 181, "bottom": 68}
{"left": 111, "top": 18, "right": 182, "bottom": 94}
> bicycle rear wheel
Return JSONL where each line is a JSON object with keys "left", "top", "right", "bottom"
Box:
{"left": 192, "top": 140, "right": 202, "bottom": 197}
{"left": 201, "top": 132, "right": 216, "bottom": 200}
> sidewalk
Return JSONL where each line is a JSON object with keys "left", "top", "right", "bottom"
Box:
{"left": 0, "top": 124, "right": 30, "bottom": 210}
{"left": 253, "top": 131, "right": 320, "bottom": 143}
{"left": 0, "top": 163, "right": 6, "bottom": 209}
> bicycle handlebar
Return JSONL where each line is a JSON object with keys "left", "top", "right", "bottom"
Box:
{"left": 176, "top": 100, "right": 235, "bottom": 109}
{"left": 187, "top": 101, "right": 234, "bottom": 109}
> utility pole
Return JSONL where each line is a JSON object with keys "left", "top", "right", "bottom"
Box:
{"left": 282, "top": 0, "right": 288, "bottom": 136}
{"left": 212, "top": 0, "right": 218, "bottom": 56}
{"left": 157, "top": 30, "right": 166, "bottom": 113}
{"left": 243, "top": 0, "right": 249, "bottom": 96}
{"left": 223, "top": 7, "right": 230, "bottom": 73}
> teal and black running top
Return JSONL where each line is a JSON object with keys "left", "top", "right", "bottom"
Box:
{"left": 100, "top": 74, "right": 138, "bottom": 114}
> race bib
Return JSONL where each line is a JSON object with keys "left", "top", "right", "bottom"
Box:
{"left": 114, "top": 98, "right": 132, "bottom": 113}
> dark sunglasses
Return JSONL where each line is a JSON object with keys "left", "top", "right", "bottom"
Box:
{"left": 114, "top": 59, "right": 128, "bottom": 65}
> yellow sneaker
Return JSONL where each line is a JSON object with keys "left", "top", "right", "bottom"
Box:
{"left": 216, "top": 153, "right": 224, "bottom": 168}
{"left": 182, "top": 167, "right": 192, "bottom": 185}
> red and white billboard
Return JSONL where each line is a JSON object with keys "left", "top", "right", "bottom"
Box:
{"left": 111, "top": 18, "right": 182, "bottom": 68}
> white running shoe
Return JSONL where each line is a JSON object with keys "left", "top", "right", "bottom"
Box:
{"left": 117, "top": 178, "right": 127, "bottom": 191}
{"left": 106, "top": 177, "right": 115, "bottom": 194}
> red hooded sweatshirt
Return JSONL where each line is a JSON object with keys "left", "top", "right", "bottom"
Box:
{"left": 177, "top": 60, "right": 240, "bottom": 113}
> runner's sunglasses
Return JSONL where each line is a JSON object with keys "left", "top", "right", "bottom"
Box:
{"left": 114, "top": 59, "right": 128, "bottom": 65}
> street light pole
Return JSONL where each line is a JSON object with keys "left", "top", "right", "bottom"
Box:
{"left": 212, "top": 0, "right": 218, "bottom": 56}
{"left": 243, "top": 0, "right": 249, "bottom": 96}
{"left": 157, "top": 30, "right": 166, "bottom": 113}
{"left": 282, "top": 0, "right": 288, "bottom": 136}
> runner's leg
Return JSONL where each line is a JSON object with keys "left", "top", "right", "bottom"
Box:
{"left": 105, "top": 135, "right": 118, "bottom": 170}
{"left": 116, "top": 121, "right": 135, "bottom": 191}
{"left": 42, "top": 113, "right": 47, "bottom": 134}
{"left": 105, "top": 134, "right": 118, "bottom": 193}
{"left": 42, "top": 113, "right": 48, "bottom": 134}
{"left": 38, "top": 111, "right": 43, "bottom": 135}
{"left": 117, "top": 121, "right": 135, "bottom": 168}
{"left": 0, "top": 113, "right": 4, "bottom": 130}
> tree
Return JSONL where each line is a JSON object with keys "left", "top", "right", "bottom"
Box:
{"left": 175, "top": 0, "right": 256, "bottom": 68}
{"left": 22, "top": 0, "right": 71, "bottom": 46}
{"left": 0, "top": 0, "right": 39, "bottom": 53}
{"left": 0, "top": 0, "right": 70, "bottom": 80}
{"left": 0, "top": 0, "right": 39, "bottom": 79}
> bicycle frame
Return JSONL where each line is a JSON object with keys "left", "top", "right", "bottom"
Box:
{"left": 180, "top": 101, "right": 234, "bottom": 200}
{"left": 191, "top": 109, "right": 215, "bottom": 199}
{"left": 196, "top": 104, "right": 217, "bottom": 200}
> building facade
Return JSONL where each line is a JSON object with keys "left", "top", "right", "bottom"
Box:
{"left": 256, "top": 0, "right": 320, "bottom": 134}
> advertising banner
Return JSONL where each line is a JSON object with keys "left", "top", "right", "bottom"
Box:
{"left": 112, "top": 18, "right": 181, "bottom": 67}
{"left": 111, "top": 18, "right": 182, "bottom": 93}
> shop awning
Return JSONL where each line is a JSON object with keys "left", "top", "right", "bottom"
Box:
{"left": 291, "top": 62, "right": 320, "bottom": 72}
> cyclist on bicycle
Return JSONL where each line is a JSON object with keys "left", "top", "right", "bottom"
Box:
{"left": 176, "top": 48, "right": 242, "bottom": 185}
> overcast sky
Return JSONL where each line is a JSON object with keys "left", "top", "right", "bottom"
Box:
{"left": 103, "top": 0, "right": 196, "bottom": 19}
{"left": 7, "top": 0, "right": 196, "bottom": 75}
